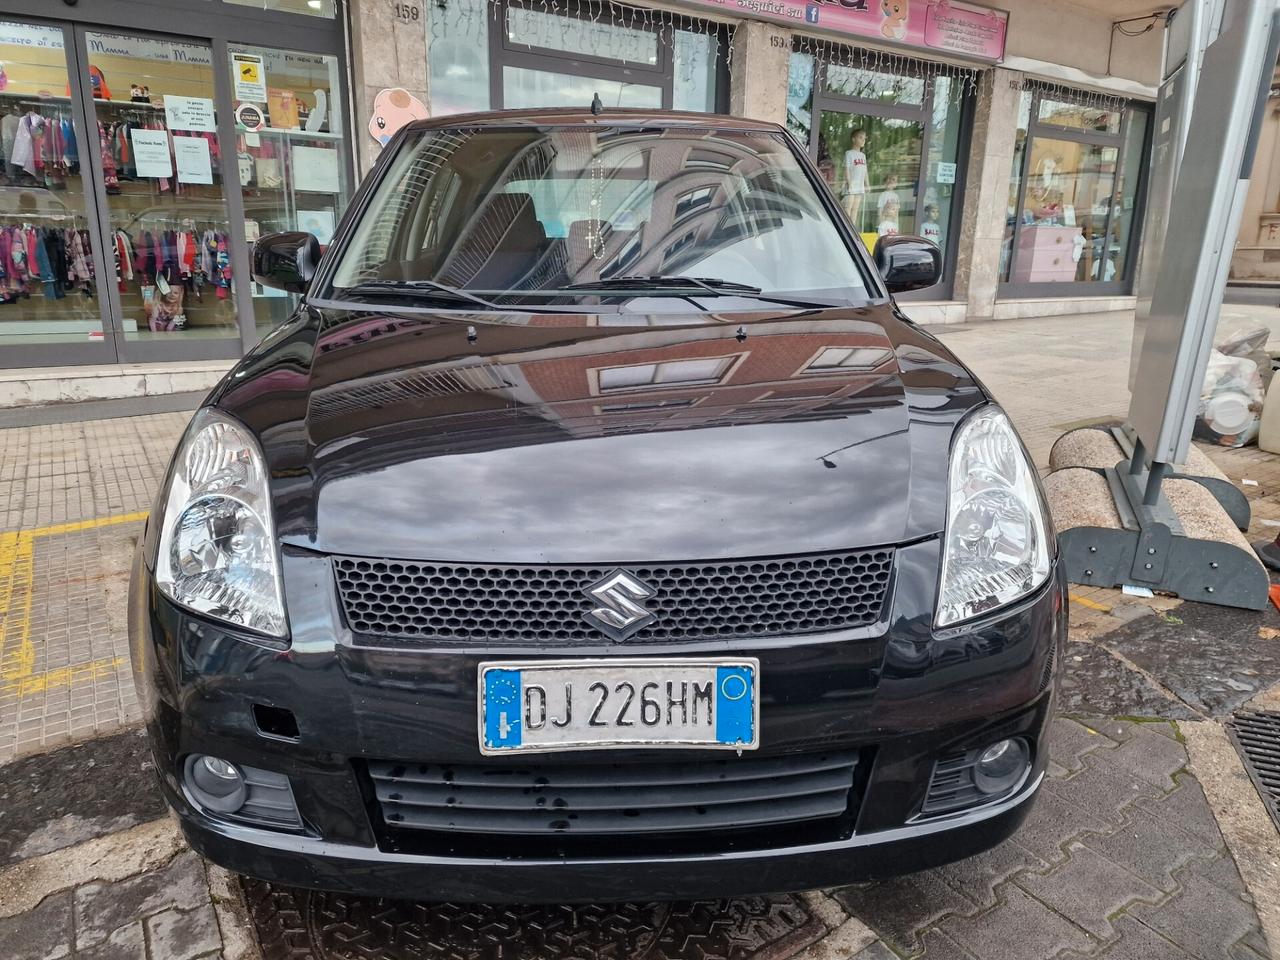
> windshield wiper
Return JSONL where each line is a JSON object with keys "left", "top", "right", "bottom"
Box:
{"left": 560, "top": 275, "right": 763, "bottom": 294}
{"left": 334, "top": 280, "right": 498, "bottom": 310}
{"left": 555, "top": 275, "right": 839, "bottom": 310}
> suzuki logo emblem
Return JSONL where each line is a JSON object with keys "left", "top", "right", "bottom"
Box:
{"left": 582, "top": 570, "right": 658, "bottom": 642}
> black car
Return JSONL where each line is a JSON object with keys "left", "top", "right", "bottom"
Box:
{"left": 129, "top": 109, "right": 1066, "bottom": 903}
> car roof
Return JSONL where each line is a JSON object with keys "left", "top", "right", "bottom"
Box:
{"left": 400, "top": 108, "right": 786, "bottom": 135}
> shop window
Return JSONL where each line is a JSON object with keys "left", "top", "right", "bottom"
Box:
{"left": 787, "top": 51, "right": 815, "bottom": 146}
{"left": 223, "top": 0, "right": 336, "bottom": 17}
{"left": 428, "top": 0, "right": 723, "bottom": 115}
{"left": 672, "top": 31, "right": 719, "bottom": 114}
{"left": 428, "top": 0, "right": 491, "bottom": 117}
{"left": 0, "top": 22, "right": 106, "bottom": 348}
{"left": 825, "top": 65, "right": 924, "bottom": 106}
{"left": 228, "top": 44, "right": 350, "bottom": 334}
{"left": 598, "top": 356, "right": 735, "bottom": 391}
{"left": 1001, "top": 86, "right": 1150, "bottom": 293}
{"left": 507, "top": 6, "right": 658, "bottom": 65}
{"left": 799, "top": 47, "right": 970, "bottom": 279}
{"left": 1036, "top": 96, "right": 1122, "bottom": 135}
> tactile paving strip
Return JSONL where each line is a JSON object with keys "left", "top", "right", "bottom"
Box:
{"left": 1226, "top": 710, "right": 1280, "bottom": 833}
{"left": 241, "top": 880, "right": 825, "bottom": 960}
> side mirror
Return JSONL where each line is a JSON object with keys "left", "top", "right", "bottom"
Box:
{"left": 252, "top": 231, "right": 321, "bottom": 294}
{"left": 873, "top": 235, "right": 942, "bottom": 294}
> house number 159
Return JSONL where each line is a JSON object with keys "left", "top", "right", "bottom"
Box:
{"left": 395, "top": 3, "right": 421, "bottom": 22}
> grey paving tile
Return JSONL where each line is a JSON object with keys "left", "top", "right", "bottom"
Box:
{"left": 73, "top": 852, "right": 209, "bottom": 948}
{"left": 939, "top": 839, "right": 1047, "bottom": 910}
{"left": 939, "top": 885, "right": 1097, "bottom": 959}
{"left": 834, "top": 873, "right": 980, "bottom": 956}
{"left": 1014, "top": 841, "right": 1164, "bottom": 939}
{"left": 0, "top": 890, "right": 73, "bottom": 960}
{"left": 75, "top": 920, "right": 147, "bottom": 960}
{"left": 1127, "top": 874, "right": 1262, "bottom": 960}
{"left": 1079, "top": 805, "right": 1217, "bottom": 893}
{"left": 144, "top": 903, "right": 222, "bottom": 960}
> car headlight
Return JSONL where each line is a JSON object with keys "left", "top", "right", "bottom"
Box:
{"left": 154, "top": 408, "right": 287, "bottom": 637}
{"left": 936, "top": 405, "right": 1052, "bottom": 627}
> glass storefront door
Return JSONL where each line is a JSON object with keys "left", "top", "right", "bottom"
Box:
{"left": 1, "top": 0, "right": 351, "bottom": 369}
{"left": 790, "top": 53, "right": 970, "bottom": 299}
{"left": 0, "top": 21, "right": 110, "bottom": 351}
{"left": 82, "top": 31, "right": 240, "bottom": 343}
{"left": 1000, "top": 87, "right": 1151, "bottom": 296}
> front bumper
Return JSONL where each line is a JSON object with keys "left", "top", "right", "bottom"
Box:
{"left": 130, "top": 538, "right": 1066, "bottom": 902}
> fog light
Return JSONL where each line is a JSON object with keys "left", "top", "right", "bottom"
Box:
{"left": 973, "top": 738, "right": 1030, "bottom": 795}
{"left": 184, "top": 754, "right": 247, "bottom": 813}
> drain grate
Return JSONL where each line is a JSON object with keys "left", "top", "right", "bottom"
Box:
{"left": 1226, "top": 710, "right": 1280, "bottom": 833}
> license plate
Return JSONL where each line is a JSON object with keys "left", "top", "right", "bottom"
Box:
{"left": 478, "top": 658, "right": 759, "bottom": 755}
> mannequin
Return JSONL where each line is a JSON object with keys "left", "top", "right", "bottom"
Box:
{"left": 841, "top": 128, "right": 868, "bottom": 227}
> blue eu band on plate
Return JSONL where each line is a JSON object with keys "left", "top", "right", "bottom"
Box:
{"left": 479, "top": 658, "right": 759, "bottom": 755}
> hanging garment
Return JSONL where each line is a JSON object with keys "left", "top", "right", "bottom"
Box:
{"left": 10, "top": 113, "right": 37, "bottom": 176}
{"left": 70, "top": 229, "right": 93, "bottom": 285}
{"left": 99, "top": 121, "right": 118, "bottom": 193}
{"left": 61, "top": 118, "right": 77, "bottom": 167}
{"left": 1, "top": 112, "right": 19, "bottom": 164}
{"left": 32, "top": 229, "right": 59, "bottom": 299}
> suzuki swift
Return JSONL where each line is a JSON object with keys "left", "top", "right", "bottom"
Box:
{"left": 130, "top": 109, "right": 1066, "bottom": 902}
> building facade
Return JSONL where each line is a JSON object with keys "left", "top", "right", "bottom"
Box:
{"left": 0, "top": 0, "right": 1167, "bottom": 382}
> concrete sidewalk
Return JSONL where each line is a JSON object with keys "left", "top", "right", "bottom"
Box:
{"left": 1, "top": 310, "right": 1279, "bottom": 959}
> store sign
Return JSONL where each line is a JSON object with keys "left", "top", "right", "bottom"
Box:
{"left": 684, "top": 0, "right": 1007, "bottom": 62}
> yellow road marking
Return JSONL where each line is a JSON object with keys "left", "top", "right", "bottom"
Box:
{"left": 0, "top": 512, "right": 148, "bottom": 696}
{"left": 1069, "top": 593, "right": 1112, "bottom": 613}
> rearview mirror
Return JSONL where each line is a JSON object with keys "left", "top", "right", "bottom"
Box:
{"left": 873, "top": 235, "right": 942, "bottom": 294}
{"left": 252, "top": 232, "right": 321, "bottom": 294}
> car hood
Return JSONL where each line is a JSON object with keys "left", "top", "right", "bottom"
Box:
{"left": 214, "top": 303, "right": 987, "bottom": 563}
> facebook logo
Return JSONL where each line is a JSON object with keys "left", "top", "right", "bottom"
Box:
{"left": 805, "top": 4, "right": 821, "bottom": 23}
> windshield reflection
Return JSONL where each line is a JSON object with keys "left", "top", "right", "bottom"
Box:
{"left": 329, "top": 126, "right": 870, "bottom": 306}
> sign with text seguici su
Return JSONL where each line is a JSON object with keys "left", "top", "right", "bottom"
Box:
{"left": 684, "top": 0, "right": 1008, "bottom": 62}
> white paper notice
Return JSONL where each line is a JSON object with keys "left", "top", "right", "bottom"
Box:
{"left": 163, "top": 95, "right": 216, "bottom": 132}
{"left": 936, "top": 161, "right": 957, "bottom": 185}
{"left": 130, "top": 128, "right": 172, "bottom": 178}
{"left": 232, "top": 52, "right": 267, "bottom": 102}
{"left": 173, "top": 135, "right": 213, "bottom": 184}
{"left": 291, "top": 145, "right": 340, "bottom": 194}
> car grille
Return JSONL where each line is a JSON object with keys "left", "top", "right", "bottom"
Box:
{"left": 332, "top": 549, "right": 894, "bottom": 644}
{"left": 367, "top": 751, "right": 859, "bottom": 838}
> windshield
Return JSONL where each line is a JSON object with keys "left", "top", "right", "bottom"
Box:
{"left": 326, "top": 125, "right": 871, "bottom": 309}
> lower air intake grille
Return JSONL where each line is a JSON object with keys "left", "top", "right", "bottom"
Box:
{"left": 922, "top": 750, "right": 987, "bottom": 815}
{"left": 333, "top": 549, "right": 894, "bottom": 644}
{"left": 368, "top": 751, "right": 859, "bottom": 837}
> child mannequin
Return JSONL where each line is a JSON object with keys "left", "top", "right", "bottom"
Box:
{"left": 842, "top": 129, "right": 868, "bottom": 227}
{"left": 921, "top": 203, "right": 941, "bottom": 244}
{"left": 877, "top": 197, "right": 900, "bottom": 238}
{"left": 877, "top": 173, "right": 901, "bottom": 220}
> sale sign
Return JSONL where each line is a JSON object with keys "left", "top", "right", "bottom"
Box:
{"left": 686, "top": 0, "right": 1008, "bottom": 62}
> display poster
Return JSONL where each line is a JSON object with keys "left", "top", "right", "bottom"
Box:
{"left": 174, "top": 135, "right": 213, "bottom": 184}
{"left": 291, "top": 145, "right": 341, "bottom": 194}
{"left": 297, "top": 209, "right": 336, "bottom": 245}
{"left": 163, "top": 95, "right": 216, "bottom": 132}
{"left": 130, "top": 129, "right": 173, "bottom": 178}
{"left": 232, "top": 52, "right": 268, "bottom": 102}
{"left": 680, "top": 0, "right": 1006, "bottom": 61}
